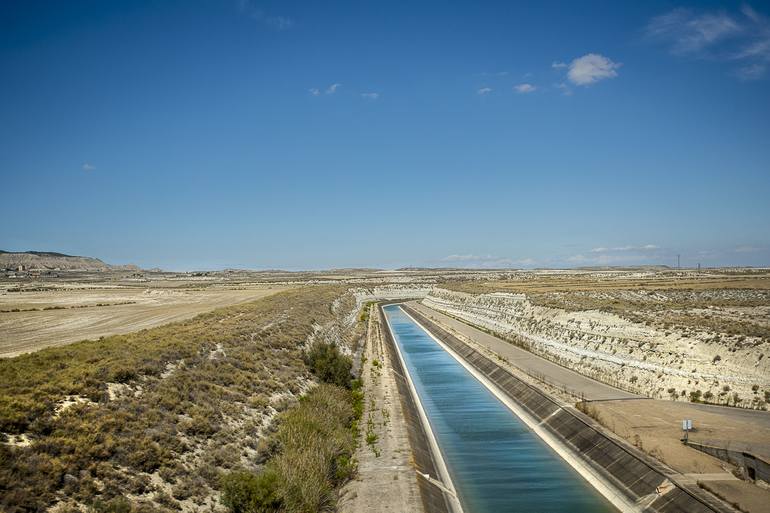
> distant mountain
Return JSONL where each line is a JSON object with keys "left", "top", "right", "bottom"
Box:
{"left": 0, "top": 250, "right": 140, "bottom": 271}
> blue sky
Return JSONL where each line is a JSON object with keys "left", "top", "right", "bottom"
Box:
{"left": 1, "top": 0, "right": 769, "bottom": 270}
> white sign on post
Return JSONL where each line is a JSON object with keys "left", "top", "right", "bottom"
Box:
{"left": 682, "top": 419, "right": 692, "bottom": 431}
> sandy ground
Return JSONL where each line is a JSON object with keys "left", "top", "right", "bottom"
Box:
{"left": 0, "top": 285, "right": 285, "bottom": 357}
{"left": 338, "top": 307, "right": 423, "bottom": 513}
{"left": 593, "top": 399, "right": 770, "bottom": 513}
{"left": 592, "top": 399, "right": 770, "bottom": 471}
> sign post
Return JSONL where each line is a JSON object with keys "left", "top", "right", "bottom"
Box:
{"left": 682, "top": 419, "right": 693, "bottom": 443}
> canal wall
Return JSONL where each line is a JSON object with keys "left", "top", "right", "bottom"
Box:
{"left": 377, "top": 304, "right": 460, "bottom": 513}
{"left": 400, "top": 304, "right": 735, "bottom": 513}
{"left": 686, "top": 442, "right": 769, "bottom": 484}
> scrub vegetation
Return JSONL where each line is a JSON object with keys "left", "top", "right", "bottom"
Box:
{"left": 0, "top": 285, "right": 359, "bottom": 513}
{"left": 220, "top": 340, "right": 362, "bottom": 513}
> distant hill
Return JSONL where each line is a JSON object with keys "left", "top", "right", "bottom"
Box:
{"left": 0, "top": 250, "right": 140, "bottom": 271}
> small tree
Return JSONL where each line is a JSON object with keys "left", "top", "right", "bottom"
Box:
{"left": 304, "top": 342, "right": 353, "bottom": 388}
{"left": 689, "top": 390, "right": 702, "bottom": 403}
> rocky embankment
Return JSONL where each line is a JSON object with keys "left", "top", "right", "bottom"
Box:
{"left": 422, "top": 288, "right": 770, "bottom": 407}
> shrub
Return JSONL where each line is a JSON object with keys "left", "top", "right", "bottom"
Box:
{"left": 0, "top": 286, "right": 349, "bottom": 512}
{"left": 92, "top": 497, "right": 132, "bottom": 513}
{"left": 304, "top": 343, "right": 352, "bottom": 388}
{"left": 221, "top": 384, "right": 356, "bottom": 513}
{"left": 221, "top": 469, "right": 282, "bottom": 513}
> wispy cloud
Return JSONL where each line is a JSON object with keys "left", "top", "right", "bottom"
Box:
{"left": 734, "top": 245, "right": 765, "bottom": 253}
{"left": 552, "top": 61, "right": 567, "bottom": 69}
{"left": 647, "top": 8, "right": 741, "bottom": 54}
{"left": 646, "top": 4, "right": 770, "bottom": 79}
{"left": 308, "top": 88, "right": 320, "bottom": 96}
{"left": 441, "top": 254, "right": 535, "bottom": 268}
{"left": 566, "top": 53, "right": 621, "bottom": 85}
{"left": 477, "top": 87, "right": 492, "bottom": 95}
{"left": 361, "top": 92, "right": 379, "bottom": 100}
{"left": 589, "top": 244, "right": 659, "bottom": 253}
{"left": 238, "top": 0, "right": 294, "bottom": 30}
{"left": 82, "top": 162, "right": 95, "bottom": 172}
{"left": 555, "top": 82, "right": 573, "bottom": 96}
{"left": 567, "top": 244, "right": 665, "bottom": 266}
{"left": 514, "top": 83, "right": 537, "bottom": 93}
{"left": 326, "top": 83, "right": 341, "bottom": 94}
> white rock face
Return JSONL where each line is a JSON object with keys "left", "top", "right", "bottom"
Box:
{"left": 423, "top": 288, "right": 770, "bottom": 406}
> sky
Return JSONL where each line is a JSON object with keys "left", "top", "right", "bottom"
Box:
{"left": 1, "top": 0, "right": 769, "bottom": 270}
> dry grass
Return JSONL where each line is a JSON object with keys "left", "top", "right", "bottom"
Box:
{"left": 443, "top": 271, "right": 770, "bottom": 295}
{"left": 0, "top": 286, "right": 347, "bottom": 513}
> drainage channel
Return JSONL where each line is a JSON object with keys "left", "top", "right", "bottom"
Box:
{"left": 383, "top": 304, "right": 617, "bottom": 513}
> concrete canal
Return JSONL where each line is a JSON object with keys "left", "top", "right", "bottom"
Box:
{"left": 383, "top": 304, "right": 617, "bottom": 513}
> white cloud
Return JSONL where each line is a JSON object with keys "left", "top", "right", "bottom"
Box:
{"left": 326, "top": 83, "right": 341, "bottom": 94}
{"left": 308, "top": 88, "right": 320, "bottom": 96}
{"left": 361, "top": 92, "right": 379, "bottom": 100}
{"left": 736, "top": 63, "right": 767, "bottom": 80}
{"left": 82, "top": 162, "right": 95, "bottom": 172}
{"left": 567, "top": 253, "right": 659, "bottom": 265}
{"left": 646, "top": 9, "right": 741, "bottom": 55}
{"left": 556, "top": 82, "right": 573, "bottom": 96}
{"left": 514, "top": 83, "right": 536, "bottom": 93}
{"left": 440, "top": 254, "right": 535, "bottom": 268}
{"left": 734, "top": 245, "right": 764, "bottom": 253}
{"left": 646, "top": 5, "right": 770, "bottom": 79}
{"left": 589, "top": 244, "right": 659, "bottom": 253}
{"left": 552, "top": 61, "right": 567, "bottom": 69}
{"left": 477, "top": 87, "right": 492, "bottom": 95}
{"left": 567, "top": 53, "right": 621, "bottom": 85}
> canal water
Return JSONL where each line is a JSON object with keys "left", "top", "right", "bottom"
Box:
{"left": 383, "top": 304, "right": 617, "bottom": 513}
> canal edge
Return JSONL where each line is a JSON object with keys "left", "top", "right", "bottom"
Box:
{"left": 401, "top": 304, "right": 738, "bottom": 513}
{"left": 380, "top": 303, "right": 465, "bottom": 513}
{"left": 398, "top": 304, "right": 647, "bottom": 513}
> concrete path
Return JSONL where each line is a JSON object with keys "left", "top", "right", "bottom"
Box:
{"left": 410, "top": 302, "right": 639, "bottom": 402}
{"left": 682, "top": 473, "right": 739, "bottom": 482}
{"left": 338, "top": 307, "right": 424, "bottom": 513}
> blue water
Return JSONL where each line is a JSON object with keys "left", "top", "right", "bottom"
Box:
{"left": 384, "top": 305, "right": 617, "bottom": 513}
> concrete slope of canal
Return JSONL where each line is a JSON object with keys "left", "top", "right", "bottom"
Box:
{"left": 384, "top": 304, "right": 617, "bottom": 513}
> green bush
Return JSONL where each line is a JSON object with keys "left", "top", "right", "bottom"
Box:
{"left": 304, "top": 343, "right": 352, "bottom": 388}
{"left": 221, "top": 469, "right": 282, "bottom": 513}
{"left": 222, "top": 384, "right": 356, "bottom": 513}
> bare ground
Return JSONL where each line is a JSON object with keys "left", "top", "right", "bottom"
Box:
{"left": 0, "top": 284, "right": 286, "bottom": 357}
{"left": 591, "top": 399, "right": 770, "bottom": 513}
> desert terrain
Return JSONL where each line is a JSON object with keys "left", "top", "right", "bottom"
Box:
{"left": 0, "top": 278, "right": 286, "bottom": 357}
{"left": 2, "top": 264, "right": 770, "bottom": 513}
